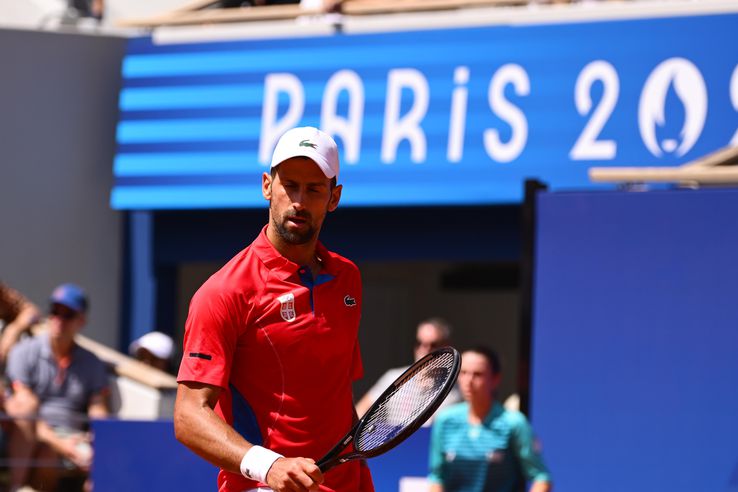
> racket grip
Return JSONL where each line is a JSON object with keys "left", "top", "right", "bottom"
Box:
{"left": 317, "top": 456, "right": 339, "bottom": 473}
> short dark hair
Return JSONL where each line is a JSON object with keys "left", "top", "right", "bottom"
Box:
{"left": 464, "top": 346, "right": 501, "bottom": 375}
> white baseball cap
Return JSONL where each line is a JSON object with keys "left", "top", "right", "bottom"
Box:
{"left": 270, "top": 126, "right": 340, "bottom": 179}
{"left": 129, "top": 331, "right": 174, "bottom": 360}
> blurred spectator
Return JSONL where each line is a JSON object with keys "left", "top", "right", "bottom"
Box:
{"left": 0, "top": 281, "right": 40, "bottom": 367}
{"left": 68, "top": 0, "right": 104, "bottom": 19}
{"left": 355, "top": 317, "right": 461, "bottom": 422}
{"left": 428, "top": 347, "right": 552, "bottom": 492}
{"left": 300, "top": 0, "right": 340, "bottom": 11}
{"left": 129, "top": 331, "right": 174, "bottom": 372}
{"left": 5, "top": 283, "right": 109, "bottom": 492}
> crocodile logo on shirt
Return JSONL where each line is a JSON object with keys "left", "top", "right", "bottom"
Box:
{"left": 278, "top": 292, "right": 296, "bottom": 322}
{"left": 344, "top": 295, "right": 357, "bottom": 307}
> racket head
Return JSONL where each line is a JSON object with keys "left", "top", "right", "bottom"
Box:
{"left": 352, "top": 346, "right": 461, "bottom": 459}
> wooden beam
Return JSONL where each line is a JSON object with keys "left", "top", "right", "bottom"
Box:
{"left": 75, "top": 333, "right": 178, "bottom": 390}
{"left": 682, "top": 144, "right": 738, "bottom": 169}
{"left": 589, "top": 166, "right": 738, "bottom": 184}
{"left": 589, "top": 145, "right": 738, "bottom": 185}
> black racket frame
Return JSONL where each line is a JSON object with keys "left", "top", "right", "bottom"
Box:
{"left": 316, "top": 346, "right": 461, "bottom": 472}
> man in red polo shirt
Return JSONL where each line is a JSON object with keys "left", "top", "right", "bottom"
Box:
{"left": 174, "top": 127, "right": 374, "bottom": 492}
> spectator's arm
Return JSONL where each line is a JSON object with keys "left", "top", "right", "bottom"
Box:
{"left": 510, "top": 414, "right": 552, "bottom": 492}
{"left": 354, "top": 391, "right": 374, "bottom": 418}
{"left": 530, "top": 480, "right": 552, "bottom": 492}
{"left": 36, "top": 419, "right": 92, "bottom": 471}
{"left": 5, "top": 381, "right": 40, "bottom": 419}
{"left": 0, "top": 301, "right": 39, "bottom": 363}
{"left": 36, "top": 419, "right": 70, "bottom": 454}
{"left": 355, "top": 372, "right": 390, "bottom": 418}
{"left": 88, "top": 390, "right": 109, "bottom": 419}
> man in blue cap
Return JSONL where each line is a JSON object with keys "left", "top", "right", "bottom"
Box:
{"left": 5, "top": 283, "right": 109, "bottom": 492}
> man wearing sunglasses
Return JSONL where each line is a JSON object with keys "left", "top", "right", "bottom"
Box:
{"left": 355, "top": 317, "right": 461, "bottom": 422}
{"left": 5, "top": 283, "right": 109, "bottom": 492}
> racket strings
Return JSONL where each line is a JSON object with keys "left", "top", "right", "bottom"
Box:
{"left": 356, "top": 352, "right": 455, "bottom": 451}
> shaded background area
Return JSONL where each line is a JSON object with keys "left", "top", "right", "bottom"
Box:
{"left": 0, "top": 29, "right": 126, "bottom": 348}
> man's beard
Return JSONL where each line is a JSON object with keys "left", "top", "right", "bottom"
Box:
{"left": 272, "top": 209, "right": 316, "bottom": 245}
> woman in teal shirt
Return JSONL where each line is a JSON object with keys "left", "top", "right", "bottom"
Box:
{"left": 428, "top": 347, "right": 552, "bottom": 492}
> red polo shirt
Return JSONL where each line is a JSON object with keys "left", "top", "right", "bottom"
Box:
{"left": 178, "top": 226, "right": 367, "bottom": 491}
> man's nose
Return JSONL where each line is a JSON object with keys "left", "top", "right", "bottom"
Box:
{"left": 290, "top": 190, "right": 305, "bottom": 210}
{"left": 290, "top": 188, "right": 307, "bottom": 208}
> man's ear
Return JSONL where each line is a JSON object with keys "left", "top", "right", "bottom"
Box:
{"left": 328, "top": 184, "right": 342, "bottom": 212}
{"left": 262, "top": 172, "right": 272, "bottom": 200}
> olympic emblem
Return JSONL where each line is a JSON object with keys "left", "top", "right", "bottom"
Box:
{"left": 278, "top": 292, "right": 296, "bottom": 322}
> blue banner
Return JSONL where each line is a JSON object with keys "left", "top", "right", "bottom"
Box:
{"left": 111, "top": 13, "right": 738, "bottom": 209}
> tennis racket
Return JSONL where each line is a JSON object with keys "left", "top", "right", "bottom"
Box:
{"left": 317, "top": 346, "right": 461, "bottom": 473}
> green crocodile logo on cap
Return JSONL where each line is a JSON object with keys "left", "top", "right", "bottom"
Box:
{"left": 299, "top": 139, "right": 317, "bottom": 149}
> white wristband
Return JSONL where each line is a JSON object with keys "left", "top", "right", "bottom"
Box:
{"left": 240, "top": 446, "right": 283, "bottom": 484}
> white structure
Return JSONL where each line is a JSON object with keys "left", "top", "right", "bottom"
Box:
{"left": 75, "top": 333, "right": 178, "bottom": 420}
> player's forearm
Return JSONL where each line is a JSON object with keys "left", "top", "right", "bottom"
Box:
{"left": 174, "top": 394, "right": 251, "bottom": 473}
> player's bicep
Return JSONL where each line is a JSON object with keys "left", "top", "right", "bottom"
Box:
{"left": 176, "top": 380, "right": 222, "bottom": 413}
{"left": 179, "top": 288, "right": 240, "bottom": 388}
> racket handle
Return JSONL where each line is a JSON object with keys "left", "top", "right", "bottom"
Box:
{"left": 317, "top": 456, "right": 339, "bottom": 473}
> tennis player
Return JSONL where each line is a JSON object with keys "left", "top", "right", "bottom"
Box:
{"left": 174, "top": 127, "right": 374, "bottom": 492}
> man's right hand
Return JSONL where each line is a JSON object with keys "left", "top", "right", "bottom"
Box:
{"left": 266, "top": 456, "right": 324, "bottom": 492}
{"left": 60, "top": 434, "right": 93, "bottom": 471}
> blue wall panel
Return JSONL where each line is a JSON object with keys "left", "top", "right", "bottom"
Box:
{"left": 92, "top": 420, "right": 431, "bottom": 491}
{"left": 530, "top": 188, "right": 738, "bottom": 492}
{"left": 91, "top": 420, "right": 218, "bottom": 491}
